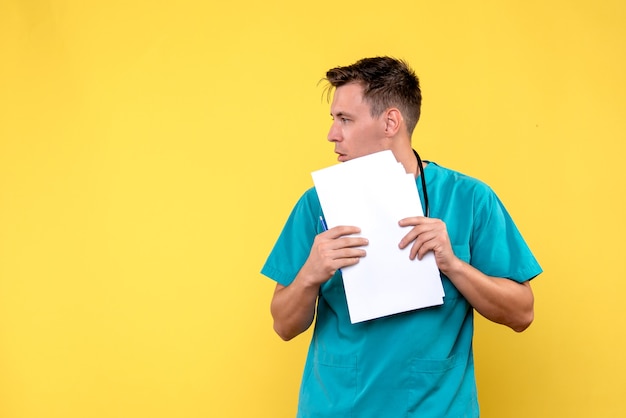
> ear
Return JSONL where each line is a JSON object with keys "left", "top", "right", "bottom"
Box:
{"left": 383, "top": 108, "right": 402, "bottom": 137}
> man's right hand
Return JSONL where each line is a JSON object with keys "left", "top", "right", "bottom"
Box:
{"left": 270, "top": 225, "right": 367, "bottom": 340}
{"left": 300, "top": 225, "right": 368, "bottom": 285}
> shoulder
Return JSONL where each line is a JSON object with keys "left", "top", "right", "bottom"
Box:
{"left": 301, "top": 186, "right": 320, "bottom": 202}
{"left": 281, "top": 187, "right": 322, "bottom": 229}
{"left": 426, "top": 162, "right": 495, "bottom": 200}
{"left": 295, "top": 187, "right": 322, "bottom": 213}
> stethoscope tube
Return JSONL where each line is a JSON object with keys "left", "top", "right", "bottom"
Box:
{"left": 413, "top": 149, "right": 429, "bottom": 218}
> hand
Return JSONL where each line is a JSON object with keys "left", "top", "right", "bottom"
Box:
{"left": 398, "top": 216, "right": 460, "bottom": 274}
{"left": 301, "top": 225, "right": 368, "bottom": 286}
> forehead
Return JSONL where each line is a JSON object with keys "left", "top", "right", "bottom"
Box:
{"left": 330, "top": 82, "right": 370, "bottom": 114}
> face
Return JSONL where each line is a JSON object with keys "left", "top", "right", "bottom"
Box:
{"left": 327, "top": 83, "right": 389, "bottom": 162}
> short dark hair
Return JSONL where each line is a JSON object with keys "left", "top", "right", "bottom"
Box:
{"left": 325, "top": 56, "right": 422, "bottom": 135}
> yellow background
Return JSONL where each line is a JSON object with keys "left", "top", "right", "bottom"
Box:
{"left": 1, "top": 0, "right": 624, "bottom": 417}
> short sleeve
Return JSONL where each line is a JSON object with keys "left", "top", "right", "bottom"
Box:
{"left": 469, "top": 188, "right": 542, "bottom": 282}
{"left": 261, "top": 188, "right": 322, "bottom": 286}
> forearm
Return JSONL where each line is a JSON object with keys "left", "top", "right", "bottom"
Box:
{"left": 270, "top": 274, "right": 321, "bottom": 341}
{"left": 443, "top": 258, "right": 534, "bottom": 332}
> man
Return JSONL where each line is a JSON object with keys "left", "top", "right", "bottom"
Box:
{"left": 261, "top": 56, "right": 542, "bottom": 417}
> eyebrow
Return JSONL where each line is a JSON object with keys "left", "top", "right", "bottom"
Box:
{"left": 331, "top": 111, "right": 354, "bottom": 119}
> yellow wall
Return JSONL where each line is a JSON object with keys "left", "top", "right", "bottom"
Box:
{"left": 1, "top": 0, "right": 624, "bottom": 417}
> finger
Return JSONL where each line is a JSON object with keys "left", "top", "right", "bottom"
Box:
{"left": 412, "top": 237, "right": 435, "bottom": 260}
{"left": 399, "top": 226, "right": 424, "bottom": 249}
{"left": 409, "top": 239, "right": 421, "bottom": 260}
{"left": 324, "top": 248, "right": 366, "bottom": 273}
{"left": 415, "top": 240, "right": 430, "bottom": 260}
{"left": 418, "top": 230, "right": 449, "bottom": 260}
{"left": 398, "top": 216, "right": 426, "bottom": 227}
{"left": 338, "top": 256, "right": 363, "bottom": 269}
{"left": 409, "top": 230, "right": 437, "bottom": 260}
{"left": 416, "top": 229, "right": 443, "bottom": 258}
{"left": 399, "top": 231, "right": 417, "bottom": 249}
{"left": 326, "top": 225, "right": 362, "bottom": 238}
{"left": 335, "top": 250, "right": 367, "bottom": 268}
{"left": 336, "top": 236, "right": 369, "bottom": 249}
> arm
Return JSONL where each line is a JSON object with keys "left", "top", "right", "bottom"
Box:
{"left": 271, "top": 226, "right": 368, "bottom": 341}
{"left": 398, "top": 216, "right": 534, "bottom": 332}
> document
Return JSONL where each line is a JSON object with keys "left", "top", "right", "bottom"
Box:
{"left": 312, "top": 150, "right": 444, "bottom": 323}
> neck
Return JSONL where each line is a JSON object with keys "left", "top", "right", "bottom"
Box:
{"left": 412, "top": 148, "right": 428, "bottom": 178}
{"left": 392, "top": 146, "right": 423, "bottom": 178}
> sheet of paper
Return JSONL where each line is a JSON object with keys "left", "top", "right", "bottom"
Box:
{"left": 312, "top": 150, "right": 444, "bottom": 323}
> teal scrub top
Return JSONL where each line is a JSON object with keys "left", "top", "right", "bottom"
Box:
{"left": 262, "top": 162, "right": 542, "bottom": 418}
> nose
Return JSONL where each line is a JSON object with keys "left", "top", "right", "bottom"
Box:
{"left": 327, "top": 121, "right": 341, "bottom": 143}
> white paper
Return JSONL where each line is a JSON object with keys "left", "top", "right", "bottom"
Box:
{"left": 312, "top": 150, "right": 444, "bottom": 323}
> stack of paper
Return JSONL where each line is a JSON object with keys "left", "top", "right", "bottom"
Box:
{"left": 311, "top": 150, "right": 444, "bottom": 323}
